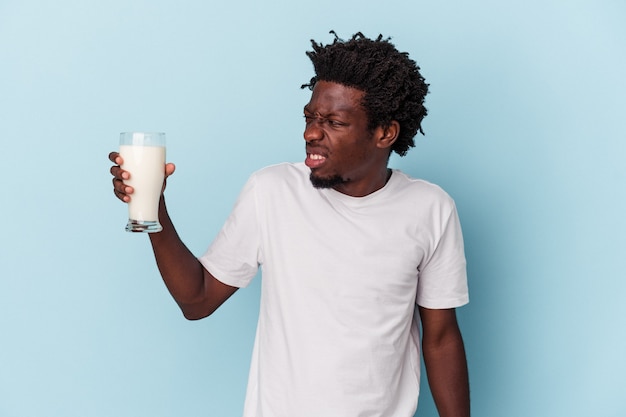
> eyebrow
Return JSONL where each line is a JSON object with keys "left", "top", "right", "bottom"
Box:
{"left": 303, "top": 105, "right": 353, "bottom": 116}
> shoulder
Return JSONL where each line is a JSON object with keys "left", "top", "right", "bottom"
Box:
{"left": 389, "top": 170, "right": 457, "bottom": 209}
{"left": 250, "top": 162, "right": 308, "bottom": 182}
{"left": 245, "top": 162, "right": 311, "bottom": 196}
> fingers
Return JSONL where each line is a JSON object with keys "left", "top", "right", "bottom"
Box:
{"left": 111, "top": 174, "right": 133, "bottom": 202}
{"left": 109, "top": 163, "right": 130, "bottom": 180}
{"left": 108, "top": 151, "right": 122, "bottom": 165}
{"left": 109, "top": 152, "right": 175, "bottom": 202}
{"left": 112, "top": 181, "right": 132, "bottom": 202}
{"left": 109, "top": 151, "right": 132, "bottom": 202}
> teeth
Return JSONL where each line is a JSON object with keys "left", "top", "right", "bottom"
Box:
{"left": 310, "top": 154, "right": 325, "bottom": 160}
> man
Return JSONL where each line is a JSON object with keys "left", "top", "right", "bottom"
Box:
{"left": 110, "top": 32, "right": 470, "bottom": 417}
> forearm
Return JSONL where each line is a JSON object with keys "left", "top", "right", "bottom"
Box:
{"left": 422, "top": 330, "right": 470, "bottom": 417}
{"left": 148, "top": 197, "right": 207, "bottom": 311}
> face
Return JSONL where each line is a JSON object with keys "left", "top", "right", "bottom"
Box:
{"left": 303, "top": 81, "right": 392, "bottom": 197}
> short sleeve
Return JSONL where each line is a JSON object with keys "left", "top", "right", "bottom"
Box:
{"left": 416, "top": 202, "right": 469, "bottom": 309}
{"left": 198, "top": 175, "right": 261, "bottom": 288}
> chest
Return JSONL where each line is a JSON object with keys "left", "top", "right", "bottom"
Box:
{"left": 258, "top": 191, "right": 434, "bottom": 300}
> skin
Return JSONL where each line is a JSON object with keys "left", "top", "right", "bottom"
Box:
{"left": 110, "top": 156, "right": 238, "bottom": 320}
{"left": 420, "top": 306, "right": 471, "bottom": 417}
{"left": 109, "top": 80, "right": 469, "bottom": 416}
{"left": 303, "top": 80, "right": 398, "bottom": 197}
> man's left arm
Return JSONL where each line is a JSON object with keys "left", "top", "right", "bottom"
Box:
{"left": 419, "top": 306, "right": 470, "bottom": 417}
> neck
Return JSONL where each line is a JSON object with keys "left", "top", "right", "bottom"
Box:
{"left": 333, "top": 168, "right": 392, "bottom": 198}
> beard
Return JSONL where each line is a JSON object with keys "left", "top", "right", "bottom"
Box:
{"left": 309, "top": 172, "right": 347, "bottom": 189}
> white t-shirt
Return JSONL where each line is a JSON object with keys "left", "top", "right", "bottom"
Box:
{"left": 199, "top": 162, "right": 468, "bottom": 417}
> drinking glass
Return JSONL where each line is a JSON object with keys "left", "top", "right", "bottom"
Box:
{"left": 119, "top": 132, "right": 166, "bottom": 233}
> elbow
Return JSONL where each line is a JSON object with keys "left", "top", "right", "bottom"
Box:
{"left": 176, "top": 279, "right": 237, "bottom": 321}
{"left": 180, "top": 304, "right": 215, "bottom": 321}
{"left": 182, "top": 312, "right": 207, "bottom": 321}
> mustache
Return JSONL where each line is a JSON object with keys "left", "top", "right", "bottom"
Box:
{"left": 306, "top": 145, "right": 328, "bottom": 154}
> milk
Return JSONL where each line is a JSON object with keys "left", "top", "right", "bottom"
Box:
{"left": 120, "top": 144, "right": 165, "bottom": 222}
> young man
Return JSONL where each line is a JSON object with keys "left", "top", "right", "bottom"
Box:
{"left": 110, "top": 32, "right": 470, "bottom": 417}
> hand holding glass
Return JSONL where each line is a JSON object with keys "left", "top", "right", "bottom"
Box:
{"left": 119, "top": 132, "right": 166, "bottom": 233}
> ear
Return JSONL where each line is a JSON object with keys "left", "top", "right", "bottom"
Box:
{"left": 375, "top": 120, "right": 400, "bottom": 150}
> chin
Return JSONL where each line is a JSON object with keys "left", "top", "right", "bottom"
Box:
{"left": 309, "top": 172, "right": 346, "bottom": 189}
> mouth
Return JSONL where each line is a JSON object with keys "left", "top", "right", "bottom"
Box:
{"left": 305, "top": 152, "right": 327, "bottom": 169}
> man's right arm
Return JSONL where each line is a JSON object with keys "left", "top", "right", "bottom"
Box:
{"left": 148, "top": 197, "right": 238, "bottom": 320}
{"left": 109, "top": 152, "right": 238, "bottom": 320}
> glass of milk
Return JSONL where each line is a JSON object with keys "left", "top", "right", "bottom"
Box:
{"left": 119, "top": 132, "right": 166, "bottom": 233}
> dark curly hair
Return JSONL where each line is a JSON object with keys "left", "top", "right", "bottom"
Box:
{"left": 302, "top": 31, "right": 429, "bottom": 157}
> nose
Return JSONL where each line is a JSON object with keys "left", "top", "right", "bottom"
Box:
{"left": 304, "top": 118, "right": 323, "bottom": 142}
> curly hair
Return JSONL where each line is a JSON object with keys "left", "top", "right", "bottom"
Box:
{"left": 302, "top": 31, "right": 429, "bottom": 157}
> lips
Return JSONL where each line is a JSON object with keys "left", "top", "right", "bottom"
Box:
{"left": 305, "top": 153, "right": 327, "bottom": 169}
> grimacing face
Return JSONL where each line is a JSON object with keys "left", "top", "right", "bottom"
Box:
{"left": 303, "top": 81, "right": 393, "bottom": 197}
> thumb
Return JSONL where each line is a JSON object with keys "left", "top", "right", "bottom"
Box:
{"left": 165, "top": 162, "right": 176, "bottom": 178}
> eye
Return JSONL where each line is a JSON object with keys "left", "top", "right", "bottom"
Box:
{"left": 326, "top": 119, "right": 345, "bottom": 127}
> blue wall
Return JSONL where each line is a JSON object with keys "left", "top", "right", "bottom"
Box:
{"left": 1, "top": 1, "right": 624, "bottom": 416}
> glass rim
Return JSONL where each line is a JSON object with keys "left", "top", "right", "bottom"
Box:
{"left": 119, "top": 131, "right": 166, "bottom": 146}
{"left": 120, "top": 131, "right": 166, "bottom": 136}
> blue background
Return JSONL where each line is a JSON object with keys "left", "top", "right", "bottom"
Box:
{"left": 1, "top": 1, "right": 625, "bottom": 416}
